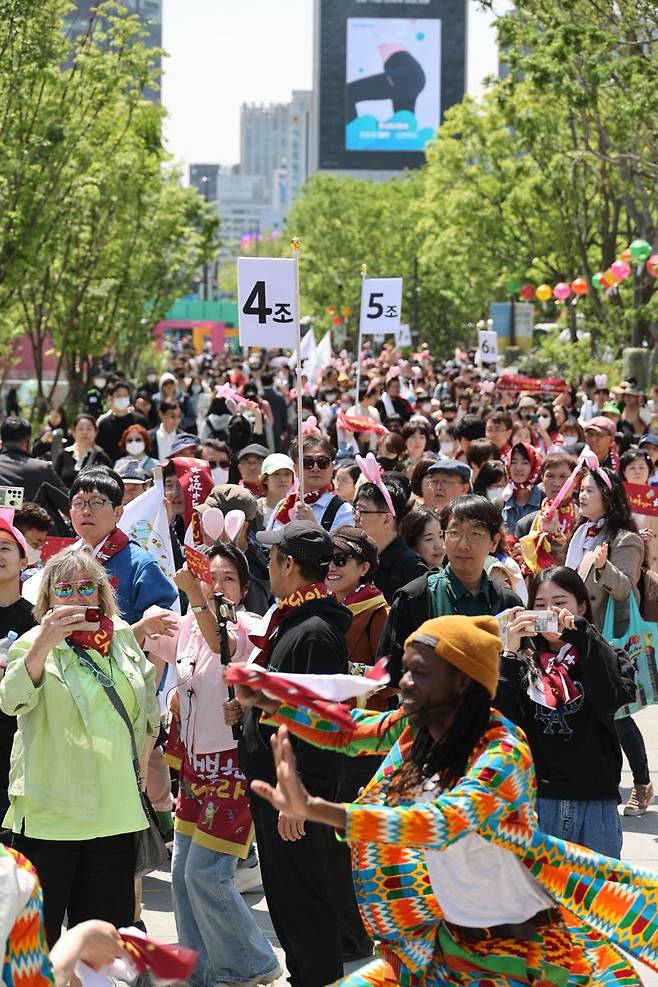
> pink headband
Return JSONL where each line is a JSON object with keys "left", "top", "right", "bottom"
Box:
{"left": 356, "top": 453, "right": 395, "bottom": 516}
{"left": 0, "top": 508, "right": 28, "bottom": 557}
{"left": 543, "top": 445, "right": 612, "bottom": 521}
{"left": 301, "top": 415, "right": 322, "bottom": 438}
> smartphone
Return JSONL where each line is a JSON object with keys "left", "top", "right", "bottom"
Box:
{"left": 520, "top": 609, "right": 559, "bottom": 634}
{"left": 0, "top": 487, "right": 24, "bottom": 510}
{"left": 85, "top": 607, "right": 102, "bottom": 623}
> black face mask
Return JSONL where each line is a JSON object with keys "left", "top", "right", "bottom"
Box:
{"left": 378, "top": 457, "right": 399, "bottom": 471}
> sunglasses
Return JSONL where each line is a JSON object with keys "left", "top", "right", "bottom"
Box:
{"left": 303, "top": 456, "right": 332, "bottom": 470}
{"left": 331, "top": 552, "right": 355, "bottom": 568}
{"left": 211, "top": 459, "right": 231, "bottom": 469}
{"left": 53, "top": 579, "right": 96, "bottom": 599}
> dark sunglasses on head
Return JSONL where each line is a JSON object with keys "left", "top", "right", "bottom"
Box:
{"left": 303, "top": 456, "right": 332, "bottom": 470}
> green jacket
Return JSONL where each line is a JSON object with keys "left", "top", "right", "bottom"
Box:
{"left": 0, "top": 619, "right": 158, "bottom": 824}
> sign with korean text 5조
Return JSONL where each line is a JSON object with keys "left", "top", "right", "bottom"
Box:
{"left": 359, "top": 277, "right": 403, "bottom": 335}
{"left": 237, "top": 258, "right": 298, "bottom": 349}
{"left": 478, "top": 330, "right": 498, "bottom": 365}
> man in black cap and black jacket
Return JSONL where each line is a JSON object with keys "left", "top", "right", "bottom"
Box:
{"left": 238, "top": 521, "right": 351, "bottom": 987}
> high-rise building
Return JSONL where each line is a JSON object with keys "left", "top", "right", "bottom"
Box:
{"left": 285, "top": 90, "right": 313, "bottom": 211}
{"left": 240, "top": 103, "right": 289, "bottom": 198}
{"left": 188, "top": 165, "right": 281, "bottom": 244}
{"left": 69, "top": 1, "right": 162, "bottom": 101}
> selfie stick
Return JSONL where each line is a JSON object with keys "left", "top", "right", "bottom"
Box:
{"left": 214, "top": 591, "right": 241, "bottom": 741}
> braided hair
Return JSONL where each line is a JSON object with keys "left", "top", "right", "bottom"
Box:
{"left": 387, "top": 682, "right": 492, "bottom": 806}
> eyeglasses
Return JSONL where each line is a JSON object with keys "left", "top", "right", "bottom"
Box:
{"left": 75, "top": 650, "right": 113, "bottom": 688}
{"left": 427, "top": 476, "right": 462, "bottom": 488}
{"left": 445, "top": 528, "right": 488, "bottom": 545}
{"left": 303, "top": 456, "right": 332, "bottom": 471}
{"left": 353, "top": 506, "right": 388, "bottom": 519}
{"left": 54, "top": 579, "right": 97, "bottom": 598}
{"left": 70, "top": 497, "right": 112, "bottom": 513}
{"left": 331, "top": 552, "right": 355, "bottom": 568}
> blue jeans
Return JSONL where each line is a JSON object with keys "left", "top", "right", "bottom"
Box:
{"left": 171, "top": 832, "right": 278, "bottom": 987}
{"left": 537, "top": 798, "right": 622, "bottom": 859}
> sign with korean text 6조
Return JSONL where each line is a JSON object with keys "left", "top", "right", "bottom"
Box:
{"left": 359, "top": 278, "right": 403, "bottom": 335}
{"left": 478, "top": 330, "right": 498, "bottom": 365}
{"left": 395, "top": 323, "right": 412, "bottom": 348}
{"left": 237, "top": 258, "right": 298, "bottom": 349}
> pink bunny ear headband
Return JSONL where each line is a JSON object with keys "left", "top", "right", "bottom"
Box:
{"left": 199, "top": 507, "right": 246, "bottom": 544}
{"left": 215, "top": 383, "right": 249, "bottom": 407}
{"left": 543, "top": 445, "right": 612, "bottom": 521}
{"left": 301, "top": 415, "right": 322, "bottom": 438}
{"left": 355, "top": 452, "right": 395, "bottom": 516}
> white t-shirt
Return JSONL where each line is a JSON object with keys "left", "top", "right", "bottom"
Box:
{"left": 418, "top": 781, "right": 553, "bottom": 927}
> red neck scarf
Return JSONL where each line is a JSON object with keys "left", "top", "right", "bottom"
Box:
{"left": 68, "top": 614, "right": 114, "bottom": 657}
{"left": 95, "top": 528, "right": 129, "bottom": 564}
{"left": 274, "top": 484, "right": 333, "bottom": 526}
{"left": 342, "top": 582, "right": 386, "bottom": 613}
{"left": 249, "top": 582, "right": 328, "bottom": 666}
{"left": 505, "top": 441, "right": 542, "bottom": 494}
{"left": 241, "top": 479, "right": 265, "bottom": 498}
{"left": 533, "top": 645, "right": 581, "bottom": 709}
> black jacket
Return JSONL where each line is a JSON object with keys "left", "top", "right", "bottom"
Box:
{"left": 240, "top": 595, "right": 351, "bottom": 795}
{"left": 496, "top": 618, "right": 635, "bottom": 801}
{"left": 0, "top": 448, "right": 68, "bottom": 502}
{"left": 53, "top": 447, "right": 113, "bottom": 490}
{"left": 373, "top": 536, "right": 428, "bottom": 606}
{"left": 244, "top": 538, "right": 273, "bottom": 616}
{"left": 377, "top": 570, "right": 522, "bottom": 687}
{"left": 263, "top": 386, "right": 289, "bottom": 450}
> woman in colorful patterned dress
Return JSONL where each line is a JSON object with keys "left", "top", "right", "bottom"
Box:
{"left": 236, "top": 614, "right": 658, "bottom": 987}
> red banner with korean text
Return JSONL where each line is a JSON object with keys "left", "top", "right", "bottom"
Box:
{"left": 497, "top": 375, "right": 570, "bottom": 395}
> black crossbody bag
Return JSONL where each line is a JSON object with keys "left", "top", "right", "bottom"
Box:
{"left": 67, "top": 640, "right": 169, "bottom": 877}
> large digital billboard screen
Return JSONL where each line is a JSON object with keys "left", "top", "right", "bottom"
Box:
{"left": 316, "top": 0, "right": 466, "bottom": 172}
{"left": 345, "top": 18, "right": 441, "bottom": 153}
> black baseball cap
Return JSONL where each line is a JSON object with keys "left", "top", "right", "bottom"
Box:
{"left": 257, "top": 521, "right": 333, "bottom": 566}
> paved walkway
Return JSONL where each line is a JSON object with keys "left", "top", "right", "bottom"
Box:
{"left": 143, "top": 704, "right": 658, "bottom": 986}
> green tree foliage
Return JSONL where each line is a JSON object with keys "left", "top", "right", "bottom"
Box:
{"left": 0, "top": 0, "right": 218, "bottom": 409}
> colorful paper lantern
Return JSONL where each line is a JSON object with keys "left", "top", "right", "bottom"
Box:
{"left": 505, "top": 279, "right": 523, "bottom": 294}
{"left": 553, "top": 282, "right": 571, "bottom": 301}
{"left": 536, "top": 284, "right": 552, "bottom": 302}
{"left": 610, "top": 260, "right": 630, "bottom": 281}
{"left": 519, "top": 283, "right": 535, "bottom": 300}
{"left": 571, "top": 277, "right": 589, "bottom": 296}
{"left": 603, "top": 268, "right": 620, "bottom": 286}
{"left": 591, "top": 273, "right": 604, "bottom": 290}
{"left": 647, "top": 255, "right": 658, "bottom": 279}
{"left": 630, "top": 239, "right": 652, "bottom": 264}
{"left": 621, "top": 248, "right": 632, "bottom": 265}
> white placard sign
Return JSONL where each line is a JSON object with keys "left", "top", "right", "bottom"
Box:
{"left": 395, "top": 323, "right": 412, "bottom": 347}
{"left": 478, "top": 330, "right": 499, "bottom": 365}
{"left": 237, "top": 257, "right": 298, "bottom": 349}
{"left": 359, "top": 277, "right": 403, "bottom": 334}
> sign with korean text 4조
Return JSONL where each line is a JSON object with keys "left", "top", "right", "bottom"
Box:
{"left": 359, "top": 277, "right": 402, "bottom": 335}
{"left": 237, "top": 258, "right": 298, "bottom": 349}
{"left": 478, "top": 330, "right": 498, "bottom": 365}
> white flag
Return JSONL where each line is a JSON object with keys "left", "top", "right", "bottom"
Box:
{"left": 117, "top": 477, "right": 177, "bottom": 584}
{"left": 313, "top": 330, "right": 332, "bottom": 375}
{"left": 290, "top": 328, "right": 316, "bottom": 370}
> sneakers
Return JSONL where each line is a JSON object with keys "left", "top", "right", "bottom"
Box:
{"left": 624, "top": 782, "right": 655, "bottom": 816}
{"left": 233, "top": 856, "right": 263, "bottom": 894}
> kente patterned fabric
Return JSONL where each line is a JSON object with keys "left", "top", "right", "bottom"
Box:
{"left": 264, "top": 704, "right": 658, "bottom": 986}
{"left": 2, "top": 849, "right": 52, "bottom": 987}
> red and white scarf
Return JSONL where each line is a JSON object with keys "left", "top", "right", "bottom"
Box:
{"left": 248, "top": 582, "right": 328, "bottom": 666}
{"left": 527, "top": 644, "right": 581, "bottom": 709}
{"left": 273, "top": 484, "right": 333, "bottom": 526}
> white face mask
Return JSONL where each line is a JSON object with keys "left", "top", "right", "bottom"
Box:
{"left": 126, "top": 440, "right": 145, "bottom": 456}
{"left": 26, "top": 543, "right": 42, "bottom": 565}
{"left": 537, "top": 415, "right": 551, "bottom": 430}
{"left": 440, "top": 442, "right": 453, "bottom": 456}
{"left": 93, "top": 377, "right": 106, "bottom": 390}
{"left": 113, "top": 396, "right": 130, "bottom": 411}
{"left": 486, "top": 486, "right": 505, "bottom": 502}
{"left": 562, "top": 436, "right": 578, "bottom": 448}
{"left": 212, "top": 466, "right": 229, "bottom": 486}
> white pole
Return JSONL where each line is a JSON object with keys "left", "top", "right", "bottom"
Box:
{"left": 355, "top": 263, "right": 367, "bottom": 410}
{"left": 291, "top": 237, "right": 305, "bottom": 502}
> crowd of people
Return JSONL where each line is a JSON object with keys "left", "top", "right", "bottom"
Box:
{"left": 0, "top": 337, "right": 658, "bottom": 986}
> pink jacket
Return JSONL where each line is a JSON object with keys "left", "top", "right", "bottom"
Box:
{"left": 145, "top": 607, "right": 261, "bottom": 755}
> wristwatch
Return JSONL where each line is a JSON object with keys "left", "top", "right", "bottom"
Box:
{"left": 191, "top": 604, "right": 208, "bottom": 614}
